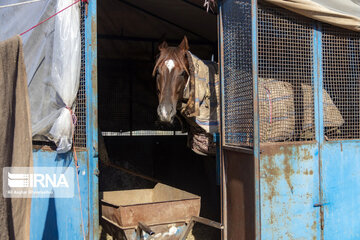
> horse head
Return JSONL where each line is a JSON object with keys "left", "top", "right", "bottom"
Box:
{"left": 153, "top": 36, "right": 194, "bottom": 123}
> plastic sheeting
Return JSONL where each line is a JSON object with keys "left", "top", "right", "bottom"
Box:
{"left": 0, "top": 0, "right": 81, "bottom": 153}
{"left": 263, "top": 0, "right": 360, "bottom": 32}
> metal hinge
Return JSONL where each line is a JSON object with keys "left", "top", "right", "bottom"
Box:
{"left": 313, "top": 202, "right": 328, "bottom": 207}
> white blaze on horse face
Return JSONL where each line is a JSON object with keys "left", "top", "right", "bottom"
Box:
{"left": 165, "top": 59, "right": 175, "bottom": 72}
{"left": 161, "top": 106, "right": 168, "bottom": 118}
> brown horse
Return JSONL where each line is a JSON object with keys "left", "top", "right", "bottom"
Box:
{"left": 153, "top": 36, "right": 220, "bottom": 155}
{"left": 152, "top": 36, "right": 195, "bottom": 123}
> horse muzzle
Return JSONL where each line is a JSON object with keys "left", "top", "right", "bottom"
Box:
{"left": 157, "top": 104, "right": 176, "bottom": 123}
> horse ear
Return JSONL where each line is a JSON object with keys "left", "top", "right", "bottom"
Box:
{"left": 158, "top": 41, "right": 168, "bottom": 51}
{"left": 179, "top": 36, "right": 189, "bottom": 51}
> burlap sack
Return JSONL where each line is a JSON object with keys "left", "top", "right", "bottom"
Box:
{"left": 0, "top": 35, "right": 32, "bottom": 240}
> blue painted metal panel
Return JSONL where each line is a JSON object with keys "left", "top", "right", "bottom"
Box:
{"left": 84, "top": 0, "right": 99, "bottom": 238}
{"left": 220, "top": 1, "right": 360, "bottom": 239}
{"left": 321, "top": 142, "right": 360, "bottom": 239}
{"left": 30, "top": 150, "right": 89, "bottom": 240}
{"left": 260, "top": 143, "right": 321, "bottom": 239}
{"left": 30, "top": 0, "right": 98, "bottom": 239}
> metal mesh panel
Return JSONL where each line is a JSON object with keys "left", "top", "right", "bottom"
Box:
{"left": 258, "top": 5, "right": 315, "bottom": 142}
{"left": 222, "top": 0, "right": 254, "bottom": 147}
{"left": 73, "top": 2, "right": 87, "bottom": 148}
{"left": 322, "top": 25, "right": 360, "bottom": 140}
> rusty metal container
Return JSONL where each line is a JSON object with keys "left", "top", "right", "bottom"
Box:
{"left": 101, "top": 183, "right": 201, "bottom": 229}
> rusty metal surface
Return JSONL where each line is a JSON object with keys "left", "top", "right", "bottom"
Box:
{"left": 101, "top": 183, "right": 200, "bottom": 229}
{"left": 260, "top": 143, "right": 320, "bottom": 239}
{"left": 179, "top": 215, "right": 223, "bottom": 239}
{"left": 101, "top": 216, "right": 187, "bottom": 240}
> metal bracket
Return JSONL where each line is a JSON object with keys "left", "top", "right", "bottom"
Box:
{"left": 136, "top": 222, "right": 155, "bottom": 239}
{"left": 180, "top": 216, "right": 223, "bottom": 240}
{"left": 313, "top": 202, "right": 328, "bottom": 207}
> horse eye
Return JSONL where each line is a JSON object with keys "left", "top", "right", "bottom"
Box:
{"left": 157, "top": 89, "right": 160, "bottom": 95}
{"left": 180, "top": 71, "right": 187, "bottom": 77}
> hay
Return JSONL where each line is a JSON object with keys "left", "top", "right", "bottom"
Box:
{"left": 259, "top": 78, "right": 296, "bottom": 142}
{"left": 302, "top": 84, "right": 344, "bottom": 136}
{"left": 259, "top": 80, "right": 344, "bottom": 142}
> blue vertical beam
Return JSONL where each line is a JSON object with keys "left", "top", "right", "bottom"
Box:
{"left": 312, "top": 22, "right": 323, "bottom": 240}
{"left": 85, "top": 0, "right": 99, "bottom": 239}
{"left": 251, "top": 0, "right": 260, "bottom": 239}
{"left": 314, "top": 23, "right": 324, "bottom": 146}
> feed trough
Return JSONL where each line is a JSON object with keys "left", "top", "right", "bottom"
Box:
{"left": 101, "top": 183, "right": 201, "bottom": 239}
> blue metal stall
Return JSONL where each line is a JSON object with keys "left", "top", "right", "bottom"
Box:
{"left": 219, "top": 0, "right": 360, "bottom": 239}
{"left": 27, "top": 0, "right": 360, "bottom": 238}
{"left": 30, "top": 1, "right": 99, "bottom": 239}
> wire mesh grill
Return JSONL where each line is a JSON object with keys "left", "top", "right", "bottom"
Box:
{"left": 73, "top": 2, "right": 87, "bottom": 148}
{"left": 322, "top": 25, "right": 360, "bottom": 140}
{"left": 222, "top": 0, "right": 254, "bottom": 147}
{"left": 258, "top": 5, "right": 315, "bottom": 142}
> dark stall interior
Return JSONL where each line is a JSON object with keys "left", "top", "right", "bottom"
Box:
{"left": 97, "top": 0, "right": 220, "bottom": 239}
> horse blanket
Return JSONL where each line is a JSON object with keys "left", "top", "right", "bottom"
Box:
{"left": 182, "top": 52, "right": 220, "bottom": 155}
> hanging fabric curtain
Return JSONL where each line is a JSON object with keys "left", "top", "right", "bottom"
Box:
{"left": 0, "top": 0, "right": 81, "bottom": 153}
{"left": 262, "top": 0, "right": 360, "bottom": 32}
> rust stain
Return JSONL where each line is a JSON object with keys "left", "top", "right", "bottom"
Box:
{"left": 303, "top": 169, "right": 313, "bottom": 175}
{"left": 91, "top": 63, "right": 98, "bottom": 97}
{"left": 311, "top": 220, "right": 317, "bottom": 231}
{"left": 269, "top": 212, "right": 275, "bottom": 224}
{"left": 91, "top": 16, "right": 98, "bottom": 131}
{"left": 283, "top": 153, "right": 295, "bottom": 193}
{"left": 285, "top": 230, "right": 295, "bottom": 240}
{"left": 311, "top": 207, "right": 317, "bottom": 239}
{"left": 262, "top": 155, "right": 281, "bottom": 202}
{"left": 302, "top": 148, "right": 313, "bottom": 161}
{"left": 91, "top": 17, "right": 97, "bottom": 51}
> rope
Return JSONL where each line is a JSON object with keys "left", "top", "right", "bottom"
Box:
{"left": 20, "top": 0, "right": 84, "bottom": 36}
{"left": 66, "top": 106, "right": 78, "bottom": 128}
{"left": 0, "top": 0, "right": 43, "bottom": 9}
